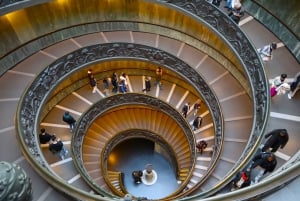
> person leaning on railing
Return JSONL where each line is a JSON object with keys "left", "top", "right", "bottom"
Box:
{"left": 249, "top": 152, "right": 277, "bottom": 184}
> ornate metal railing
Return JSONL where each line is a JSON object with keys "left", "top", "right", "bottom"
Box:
{"left": 185, "top": 151, "right": 300, "bottom": 201}
{"left": 102, "top": 129, "right": 180, "bottom": 178}
{"left": 12, "top": 0, "right": 271, "bottom": 200}
{"left": 0, "top": 0, "right": 49, "bottom": 16}
{"left": 243, "top": 0, "right": 300, "bottom": 63}
{"left": 72, "top": 95, "right": 196, "bottom": 195}
{"left": 71, "top": 97, "right": 195, "bottom": 196}
{"left": 157, "top": 0, "right": 269, "bottom": 198}
{"left": 16, "top": 42, "right": 223, "bottom": 200}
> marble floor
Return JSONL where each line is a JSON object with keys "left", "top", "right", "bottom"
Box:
{"left": 108, "top": 138, "right": 180, "bottom": 200}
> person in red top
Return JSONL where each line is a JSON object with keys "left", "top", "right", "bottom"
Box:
{"left": 231, "top": 169, "right": 251, "bottom": 191}
{"left": 196, "top": 140, "right": 207, "bottom": 154}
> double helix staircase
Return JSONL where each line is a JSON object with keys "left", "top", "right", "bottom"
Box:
{"left": 0, "top": 0, "right": 299, "bottom": 201}
{"left": 36, "top": 29, "right": 254, "bottom": 198}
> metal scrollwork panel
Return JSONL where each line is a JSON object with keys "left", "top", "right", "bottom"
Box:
{"left": 159, "top": 0, "right": 268, "bottom": 163}
{"left": 16, "top": 42, "right": 223, "bottom": 199}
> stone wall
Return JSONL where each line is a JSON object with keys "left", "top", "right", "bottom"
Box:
{"left": 244, "top": 0, "right": 300, "bottom": 62}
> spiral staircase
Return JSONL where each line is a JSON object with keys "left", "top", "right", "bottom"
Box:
{"left": 0, "top": 0, "right": 299, "bottom": 201}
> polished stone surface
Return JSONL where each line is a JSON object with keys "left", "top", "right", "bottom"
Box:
{"left": 108, "top": 138, "right": 180, "bottom": 200}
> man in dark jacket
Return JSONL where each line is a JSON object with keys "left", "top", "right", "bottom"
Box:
{"left": 39, "top": 128, "right": 55, "bottom": 144}
{"left": 62, "top": 111, "right": 76, "bottom": 132}
{"left": 192, "top": 116, "right": 203, "bottom": 131}
{"left": 262, "top": 129, "right": 289, "bottom": 152}
{"left": 181, "top": 103, "right": 190, "bottom": 118}
{"left": 250, "top": 152, "right": 277, "bottom": 183}
{"left": 111, "top": 72, "right": 118, "bottom": 93}
{"left": 49, "top": 136, "right": 68, "bottom": 160}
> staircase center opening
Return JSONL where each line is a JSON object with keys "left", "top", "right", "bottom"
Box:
{"left": 107, "top": 138, "right": 180, "bottom": 199}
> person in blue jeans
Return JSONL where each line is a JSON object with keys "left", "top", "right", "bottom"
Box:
{"left": 225, "top": 0, "right": 232, "bottom": 10}
{"left": 49, "top": 136, "right": 68, "bottom": 160}
{"left": 62, "top": 111, "right": 76, "bottom": 132}
{"left": 119, "top": 79, "right": 127, "bottom": 93}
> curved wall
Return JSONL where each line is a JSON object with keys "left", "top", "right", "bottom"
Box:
{"left": 244, "top": 0, "right": 300, "bottom": 62}
{"left": 2, "top": 0, "right": 272, "bottom": 200}
{"left": 0, "top": 0, "right": 243, "bottom": 77}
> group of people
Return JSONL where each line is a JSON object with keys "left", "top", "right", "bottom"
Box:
{"left": 257, "top": 42, "right": 300, "bottom": 98}
{"left": 206, "top": 0, "right": 245, "bottom": 24}
{"left": 39, "top": 128, "right": 69, "bottom": 160}
{"left": 181, "top": 102, "right": 203, "bottom": 131}
{"left": 269, "top": 72, "right": 300, "bottom": 99}
{"left": 38, "top": 111, "right": 77, "bottom": 160}
{"left": 88, "top": 67, "right": 163, "bottom": 95}
{"left": 231, "top": 129, "right": 289, "bottom": 191}
{"left": 256, "top": 41, "right": 300, "bottom": 99}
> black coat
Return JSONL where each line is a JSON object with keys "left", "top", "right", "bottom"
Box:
{"left": 49, "top": 141, "right": 63, "bottom": 153}
{"left": 182, "top": 105, "right": 189, "bottom": 113}
{"left": 89, "top": 78, "right": 97, "bottom": 87}
{"left": 263, "top": 129, "right": 289, "bottom": 152}
{"left": 252, "top": 152, "right": 277, "bottom": 174}
{"left": 193, "top": 117, "right": 202, "bottom": 128}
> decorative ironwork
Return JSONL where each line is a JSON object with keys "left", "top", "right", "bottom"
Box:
{"left": 15, "top": 0, "right": 270, "bottom": 200}
{"left": 0, "top": 0, "right": 25, "bottom": 7}
{"left": 17, "top": 42, "right": 223, "bottom": 198}
{"left": 72, "top": 94, "right": 195, "bottom": 194}
{"left": 0, "top": 161, "right": 32, "bottom": 201}
{"left": 162, "top": 0, "right": 269, "bottom": 173}
{"left": 161, "top": 0, "right": 268, "bottom": 137}
{"left": 101, "top": 129, "right": 180, "bottom": 193}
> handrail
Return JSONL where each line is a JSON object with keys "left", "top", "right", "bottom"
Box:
{"left": 101, "top": 129, "right": 183, "bottom": 196}
{"left": 17, "top": 42, "right": 223, "bottom": 200}
{"left": 72, "top": 95, "right": 196, "bottom": 197}
{"left": 190, "top": 150, "right": 300, "bottom": 201}
{"left": 106, "top": 171, "right": 127, "bottom": 197}
{"left": 0, "top": 0, "right": 50, "bottom": 16}
{"left": 243, "top": 0, "right": 300, "bottom": 63}
{"left": 246, "top": 0, "right": 299, "bottom": 41}
{"left": 13, "top": 0, "right": 271, "bottom": 200}
{"left": 155, "top": 0, "right": 269, "bottom": 198}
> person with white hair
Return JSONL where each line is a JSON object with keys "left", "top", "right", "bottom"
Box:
{"left": 228, "top": 1, "right": 244, "bottom": 24}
